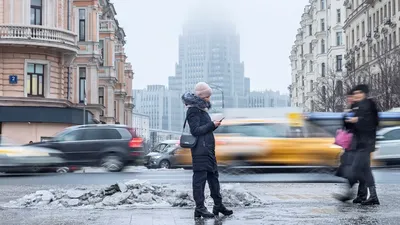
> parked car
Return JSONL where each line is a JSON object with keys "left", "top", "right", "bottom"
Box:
{"left": 0, "top": 136, "right": 66, "bottom": 173}
{"left": 374, "top": 126, "right": 400, "bottom": 165}
{"left": 144, "top": 140, "right": 180, "bottom": 169}
{"left": 28, "top": 124, "right": 144, "bottom": 172}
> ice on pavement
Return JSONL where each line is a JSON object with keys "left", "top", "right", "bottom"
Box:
{"left": 3, "top": 180, "right": 267, "bottom": 209}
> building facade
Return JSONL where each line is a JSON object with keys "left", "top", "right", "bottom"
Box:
{"left": 343, "top": 0, "right": 399, "bottom": 71}
{"left": 168, "top": 18, "right": 250, "bottom": 112}
{"left": 290, "top": 0, "right": 347, "bottom": 111}
{"left": 248, "top": 90, "right": 290, "bottom": 108}
{"left": 133, "top": 85, "right": 184, "bottom": 132}
{"left": 0, "top": 0, "right": 133, "bottom": 143}
{"left": 132, "top": 112, "right": 150, "bottom": 141}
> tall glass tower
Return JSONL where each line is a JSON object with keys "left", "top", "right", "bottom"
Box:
{"left": 169, "top": 18, "right": 249, "bottom": 111}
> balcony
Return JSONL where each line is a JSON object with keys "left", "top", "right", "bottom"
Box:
{"left": 0, "top": 25, "right": 78, "bottom": 53}
{"left": 100, "top": 20, "right": 117, "bottom": 33}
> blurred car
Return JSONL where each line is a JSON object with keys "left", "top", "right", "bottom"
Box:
{"left": 28, "top": 124, "right": 144, "bottom": 172}
{"left": 0, "top": 136, "right": 66, "bottom": 173}
{"left": 374, "top": 126, "right": 400, "bottom": 165}
{"left": 174, "top": 117, "right": 344, "bottom": 170}
{"left": 144, "top": 140, "right": 181, "bottom": 169}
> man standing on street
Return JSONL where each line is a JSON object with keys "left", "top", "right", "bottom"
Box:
{"left": 336, "top": 84, "right": 380, "bottom": 205}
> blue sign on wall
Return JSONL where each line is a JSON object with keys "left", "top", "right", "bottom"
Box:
{"left": 9, "top": 75, "right": 18, "bottom": 84}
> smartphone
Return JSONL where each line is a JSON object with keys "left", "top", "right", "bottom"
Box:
{"left": 219, "top": 117, "right": 225, "bottom": 122}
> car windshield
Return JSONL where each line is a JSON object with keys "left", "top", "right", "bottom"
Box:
{"left": 161, "top": 145, "right": 178, "bottom": 153}
{"left": 0, "top": 136, "right": 19, "bottom": 146}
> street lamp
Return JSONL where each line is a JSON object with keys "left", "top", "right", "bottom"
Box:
{"left": 209, "top": 84, "right": 224, "bottom": 109}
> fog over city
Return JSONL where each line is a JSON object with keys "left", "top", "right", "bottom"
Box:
{"left": 113, "top": 0, "right": 309, "bottom": 93}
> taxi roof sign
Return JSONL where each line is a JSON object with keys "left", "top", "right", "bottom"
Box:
{"left": 287, "top": 112, "right": 304, "bottom": 127}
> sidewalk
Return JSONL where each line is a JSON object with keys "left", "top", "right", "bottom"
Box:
{"left": 1, "top": 200, "right": 399, "bottom": 225}
{"left": 1, "top": 183, "right": 400, "bottom": 225}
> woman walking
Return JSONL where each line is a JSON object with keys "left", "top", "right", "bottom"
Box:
{"left": 181, "top": 82, "right": 233, "bottom": 218}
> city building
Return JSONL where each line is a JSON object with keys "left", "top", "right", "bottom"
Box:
{"left": 149, "top": 129, "right": 184, "bottom": 147}
{"left": 290, "top": 0, "right": 347, "bottom": 111}
{"left": 343, "top": 0, "right": 398, "bottom": 71}
{"left": 168, "top": 18, "right": 250, "bottom": 112}
{"left": 248, "top": 90, "right": 290, "bottom": 108}
{"left": 132, "top": 112, "right": 150, "bottom": 141}
{"left": 133, "top": 85, "right": 184, "bottom": 132}
{"left": 0, "top": 0, "right": 133, "bottom": 143}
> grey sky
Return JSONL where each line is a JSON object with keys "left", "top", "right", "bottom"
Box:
{"left": 112, "top": 0, "right": 308, "bottom": 93}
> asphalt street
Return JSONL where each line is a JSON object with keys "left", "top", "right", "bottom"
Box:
{"left": 1, "top": 168, "right": 400, "bottom": 224}
{"left": 0, "top": 167, "right": 400, "bottom": 185}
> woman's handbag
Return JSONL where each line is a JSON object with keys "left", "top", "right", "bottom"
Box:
{"left": 334, "top": 129, "right": 353, "bottom": 150}
{"left": 179, "top": 117, "right": 198, "bottom": 148}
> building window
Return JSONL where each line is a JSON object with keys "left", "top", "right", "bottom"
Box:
{"left": 321, "top": 63, "right": 325, "bottom": 77}
{"left": 337, "top": 9, "right": 341, "bottom": 23}
{"left": 79, "top": 67, "right": 86, "bottom": 103}
{"left": 309, "top": 42, "right": 313, "bottom": 53}
{"left": 321, "top": 39, "right": 325, "bottom": 53}
{"left": 310, "top": 80, "right": 314, "bottom": 91}
{"left": 309, "top": 61, "right": 314, "bottom": 72}
{"left": 79, "top": 9, "right": 86, "bottom": 41}
{"left": 321, "top": 0, "right": 325, "bottom": 9}
{"left": 351, "top": 29, "right": 355, "bottom": 46}
{"left": 368, "top": 16, "right": 372, "bottom": 32}
{"left": 114, "top": 101, "right": 117, "bottom": 118}
{"left": 30, "top": 0, "right": 42, "bottom": 25}
{"left": 321, "top": 19, "right": 325, "bottom": 31}
{"left": 336, "top": 55, "right": 343, "bottom": 71}
{"left": 362, "top": 48, "right": 366, "bottom": 64}
{"left": 336, "top": 32, "right": 342, "bottom": 46}
{"left": 389, "top": 2, "right": 392, "bottom": 16}
{"left": 394, "top": 31, "right": 397, "bottom": 46}
{"left": 26, "top": 63, "right": 44, "bottom": 97}
{"left": 99, "top": 87, "right": 104, "bottom": 116}
{"left": 361, "top": 21, "right": 365, "bottom": 37}
{"left": 394, "top": 0, "right": 396, "bottom": 15}
{"left": 99, "top": 40, "right": 104, "bottom": 66}
{"left": 309, "top": 25, "right": 312, "bottom": 36}
{"left": 385, "top": 4, "right": 388, "bottom": 18}
{"left": 356, "top": 25, "right": 360, "bottom": 40}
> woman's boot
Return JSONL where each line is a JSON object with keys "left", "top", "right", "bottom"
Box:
{"left": 361, "top": 186, "right": 380, "bottom": 205}
{"left": 213, "top": 204, "right": 233, "bottom": 216}
{"left": 194, "top": 206, "right": 215, "bottom": 218}
{"left": 353, "top": 183, "right": 368, "bottom": 204}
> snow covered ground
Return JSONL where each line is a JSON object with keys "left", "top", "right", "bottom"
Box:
{"left": 2, "top": 179, "right": 267, "bottom": 209}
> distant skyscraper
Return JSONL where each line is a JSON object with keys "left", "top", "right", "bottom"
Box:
{"left": 133, "top": 85, "right": 183, "bottom": 132}
{"left": 169, "top": 18, "right": 250, "bottom": 112}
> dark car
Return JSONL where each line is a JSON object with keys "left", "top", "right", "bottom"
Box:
{"left": 28, "top": 124, "right": 144, "bottom": 172}
{"left": 144, "top": 140, "right": 180, "bottom": 169}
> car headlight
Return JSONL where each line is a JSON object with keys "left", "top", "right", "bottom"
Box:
{"left": 151, "top": 155, "right": 161, "bottom": 159}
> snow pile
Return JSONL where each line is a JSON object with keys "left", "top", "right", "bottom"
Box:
{"left": 3, "top": 180, "right": 266, "bottom": 209}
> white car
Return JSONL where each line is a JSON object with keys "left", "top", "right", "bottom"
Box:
{"left": 374, "top": 126, "right": 400, "bottom": 165}
{"left": 0, "top": 136, "right": 66, "bottom": 173}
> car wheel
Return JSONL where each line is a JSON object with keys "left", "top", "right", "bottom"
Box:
{"left": 159, "top": 160, "right": 170, "bottom": 169}
{"left": 56, "top": 167, "right": 69, "bottom": 173}
{"left": 101, "top": 155, "right": 124, "bottom": 172}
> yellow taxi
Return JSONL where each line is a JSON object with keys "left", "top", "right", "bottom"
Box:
{"left": 175, "top": 113, "right": 343, "bottom": 169}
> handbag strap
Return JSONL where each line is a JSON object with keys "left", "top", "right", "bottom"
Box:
{"left": 182, "top": 115, "right": 188, "bottom": 134}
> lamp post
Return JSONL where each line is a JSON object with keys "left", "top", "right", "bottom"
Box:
{"left": 83, "top": 82, "right": 87, "bottom": 125}
{"left": 209, "top": 84, "right": 224, "bottom": 109}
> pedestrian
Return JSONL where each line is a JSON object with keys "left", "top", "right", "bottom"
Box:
{"left": 29, "top": 141, "right": 33, "bottom": 144}
{"left": 334, "top": 89, "right": 367, "bottom": 203}
{"left": 181, "top": 82, "right": 233, "bottom": 218}
{"left": 335, "top": 84, "right": 380, "bottom": 205}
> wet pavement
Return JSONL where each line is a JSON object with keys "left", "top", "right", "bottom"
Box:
{"left": 1, "top": 168, "right": 400, "bottom": 185}
{"left": 1, "top": 183, "right": 399, "bottom": 225}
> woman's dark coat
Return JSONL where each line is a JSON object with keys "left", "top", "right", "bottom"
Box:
{"left": 182, "top": 93, "right": 218, "bottom": 172}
